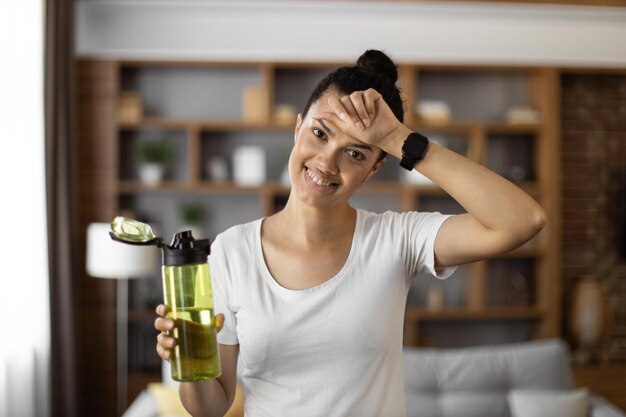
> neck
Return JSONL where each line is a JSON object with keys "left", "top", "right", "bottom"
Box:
{"left": 276, "top": 193, "right": 356, "bottom": 247}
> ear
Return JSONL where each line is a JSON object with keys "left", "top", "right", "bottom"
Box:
{"left": 364, "top": 156, "right": 386, "bottom": 182}
{"left": 294, "top": 113, "right": 303, "bottom": 141}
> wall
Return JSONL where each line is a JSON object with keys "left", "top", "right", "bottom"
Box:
{"left": 560, "top": 72, "right": 626, "bottom": 360}
{"left": 76, "top": 1, "right": 626, "bottom": 68}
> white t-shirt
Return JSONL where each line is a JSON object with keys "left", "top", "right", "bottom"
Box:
{"left": 210, "top": 209, "right": 457, "bottom": 417}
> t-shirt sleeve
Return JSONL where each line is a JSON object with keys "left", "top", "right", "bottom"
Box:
{"left": 385, "top": 210, "right": 458, "bottom": 280}
{"left": 210, "top": 235, "right": 239, "bottom": 345}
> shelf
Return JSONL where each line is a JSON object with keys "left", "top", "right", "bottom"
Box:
{"left": 119, "top": 181, "right": 268, "bottom": 194}
{"left": 119, "top": 117, "right": 294, "bottom": 131}
{"left": 118, "top": 181, "right": 460, "bottom": 196}
{"left": 498, "top": 246, "right": 542, "bottom": 258}
{"left": 411, "top": 120, "right": 541, "bottom": 135}
{"left": 405, "top": 306, "right": 544, "bottom": 322}
{"left": 119, "top": 118, "right": 541, "bottom": 136}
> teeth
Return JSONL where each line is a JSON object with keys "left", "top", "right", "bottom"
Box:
{"left": 306, "top": 168, "right": 334, "bottom": 187}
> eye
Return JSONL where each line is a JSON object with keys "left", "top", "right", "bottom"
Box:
{"left": 346, "top": 149, "right": 365, "bottom": 161}
{"left": 312, "top": 128, "right": 326, "bottom": 140}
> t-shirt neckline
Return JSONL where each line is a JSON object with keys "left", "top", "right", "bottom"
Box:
{"left": 255, "top": 209, "right": 362, "bottom": 296}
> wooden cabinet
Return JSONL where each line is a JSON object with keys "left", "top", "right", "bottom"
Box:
{"left": 77, "top": 59, "right": 561, "bottom": 395}
{"left": 573, "top": 364, "right": 626, "bottom": 412}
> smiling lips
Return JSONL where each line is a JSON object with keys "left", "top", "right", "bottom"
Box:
{"left": 305, "top": 167, "right": 338, "bottom": 188}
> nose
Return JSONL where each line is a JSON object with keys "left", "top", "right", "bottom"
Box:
{"left": 316, "top": 146, "right": 340, "bottom": 176}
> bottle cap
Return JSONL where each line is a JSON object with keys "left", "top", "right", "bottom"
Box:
{"left": 109, "top": 217, "right": 210, "bottom": 267}
{"left": 162, "top": 230, "right": 211, "bottom": 266}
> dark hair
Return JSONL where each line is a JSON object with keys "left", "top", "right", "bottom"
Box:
{"left": 301, "top": 50, "right": 404, "bottom": 161}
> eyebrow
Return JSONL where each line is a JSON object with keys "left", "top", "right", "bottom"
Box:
{"left": 313, "top": 118, "right": 334, "bottom": 137}
{"left": 348, "top": 143, "right": 374, "bottom": 153}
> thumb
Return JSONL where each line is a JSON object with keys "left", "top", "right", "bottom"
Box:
{"left": 215, "top": 313, "right": 225, "bottom": 332}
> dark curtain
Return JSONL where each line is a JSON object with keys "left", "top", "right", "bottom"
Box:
{"left": 45, "top": 0, "right": 78, "bottom": 416}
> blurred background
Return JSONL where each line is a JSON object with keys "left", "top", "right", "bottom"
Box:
{"left": 1, "top": 0, "right": 625, "bottom": 416}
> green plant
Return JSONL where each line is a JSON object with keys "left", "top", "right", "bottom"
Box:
{"left": 135, "top": 132, "right": 173, "bottom": 164}
{"left": 179, "top": 203, "right": 204, "bottom": 224}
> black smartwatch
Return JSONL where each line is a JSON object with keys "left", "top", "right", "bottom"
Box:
{"left": 400, "top": 132, "right": 430, "bottom": 170}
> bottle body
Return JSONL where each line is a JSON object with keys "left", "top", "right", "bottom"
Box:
{"left": 162, "top": 261, "right": 221, "bottom": 381}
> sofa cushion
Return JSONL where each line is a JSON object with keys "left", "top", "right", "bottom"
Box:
{"left": 403, "top": 339, "right": 574, "bottom": 417}
{"left": 507, "top": 388, "right": 589, "bottom": 417}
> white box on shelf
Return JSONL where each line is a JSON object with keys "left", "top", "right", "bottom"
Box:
{"left": 233, "top": 145, "right": 266, "bottom": 186}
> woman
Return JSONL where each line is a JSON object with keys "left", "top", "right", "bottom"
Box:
{"left": 154, "top": 50, "right": 546, "bottom": 417}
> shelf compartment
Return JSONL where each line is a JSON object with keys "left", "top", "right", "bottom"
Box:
{"left": 414, "top": 70, "right": 533, "bottom": 123}
{"left": 405, "top": 306, "right": 544, "bottom": 321}
{"left": 200, "top": 130, "right": 292, "bottom": 183}
{"left": 120, "top": 64, "right": 264, "bottom": 120}
{"left": 119, "top": 129, "right": 189, "bottom": 183}
{"left": 273, "top": 66, "right": 338, "bottom": 123}
{"left": 486, "top": 133, "right": 537, "bottom": 183}
{"left": 408, "top": 265, "right": 470, "bottom": 309}
{"left": 487, "top": 258, "right": 537, "bottom": 308}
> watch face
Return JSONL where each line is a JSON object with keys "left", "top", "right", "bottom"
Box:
{"left": 403, "top": 132, "right": 429, "bottom": 159}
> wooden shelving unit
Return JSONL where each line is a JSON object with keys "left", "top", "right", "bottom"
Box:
{"left": 77, "top": 58, "right": 560, "bottom": 398}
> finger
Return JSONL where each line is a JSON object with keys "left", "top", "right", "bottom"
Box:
{"left": 363, "top": 89, "right": 381, "bottom": 120}
{"left": 340, "top": 96, "right": 365, "bottom": 130}
{"left": 158, "top": 332, "right": 177, "bottom": 349}
{"left": 155, "top": 304, "right": 170, "bottom": 317}
{"left": 154, "top": 316, "right": 175, "bottom": 332}
{"left": 327, "top": 94, "right": 350, "bottom": 123}
{"left": 215, "top": 313, "right": 225, "bottom": 332}
{"left": 349, "top": 91, "right": 371, "bottom": 128}
{"left": 320, "top": 111, "right": 348, "bottom": 134}
{"left": 156, "top": 343, "right": 172, "bottom": 361}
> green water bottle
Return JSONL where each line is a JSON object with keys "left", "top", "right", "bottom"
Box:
{"left": 109, "top": 217, "right": 222, "bottom": 382}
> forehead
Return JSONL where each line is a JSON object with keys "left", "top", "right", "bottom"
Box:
{"left": 307, "top": 90, "right": 339, "bottom": 116}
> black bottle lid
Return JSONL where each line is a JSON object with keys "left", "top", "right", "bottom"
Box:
{"left": 162, "top": 230, "right": 211, "bottom": 266}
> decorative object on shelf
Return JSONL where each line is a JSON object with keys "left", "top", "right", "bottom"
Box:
{"left": 273, "top": 104, "right": 297, "bottom": 124}
{"left": 179, "top": 203, "right": 205, "bottom": 238}
{"left": 505, "top": 165, "right": 528, "bottom": 183}
{"left": 135, "top": 132, "right": 173, "bottom": 187}
{"left": 280, "top": 164, "right": 291, "bottom": 187}
{"left": 427, "top": 285, "right": 445, "bottom": 311}
{"left": 570, "top": 275, "right": 613, "bottom": 364}
{"left": 416, "top": 100, "right": 451, "bottom": 125}
{"left": 499, "top": 271, "right": 530, "bottom": 306}
{"left": 242, "top": 85, "right": 269, "bottom": 122}
{"left": 206, "top": 156, "right": 229, "bottom": 183}
{"left": 119, "top": 91, "right": 143, "bottom": 123}
{"left": 86, "top": 222, "right": 158, "bottom": 417}
{"left": 233, "top": 145, "right": 266, "bottom": 186}
{"left": 505, "top": 106, "right": 540, "bottom": 125}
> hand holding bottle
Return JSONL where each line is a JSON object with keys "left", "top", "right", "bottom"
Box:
{"left": 154, "top": 304, "right": 226, "bottom": 361}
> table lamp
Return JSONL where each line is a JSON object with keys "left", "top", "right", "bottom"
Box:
{"left": 86, "top": 222, "right": 158, "bottom": 416}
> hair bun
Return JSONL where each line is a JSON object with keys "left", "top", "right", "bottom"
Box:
{"left": 356, "top": 49, "right": 398, "bottom": 84}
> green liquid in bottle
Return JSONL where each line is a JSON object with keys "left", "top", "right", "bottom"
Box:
{"left": 168, "top": 307, "right": 221, "bottom": 381}
{"left": 163, "top": 263, "right": 221, "bottom": 381}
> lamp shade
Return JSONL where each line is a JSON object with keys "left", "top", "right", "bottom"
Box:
{"left": 86, "top": 222, "right": 158, "bottom": 279}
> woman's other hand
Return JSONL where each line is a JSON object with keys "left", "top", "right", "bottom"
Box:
{"left": 154, "top": 304, "right": 225, "bottom": 361}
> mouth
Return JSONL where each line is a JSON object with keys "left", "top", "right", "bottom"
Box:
{"left": 304, "top": 167, "right": 339, "bottom": 189}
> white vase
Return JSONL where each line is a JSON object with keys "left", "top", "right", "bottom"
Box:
{"left": 139, "top": 163, "right": 165, "bottom": 187}
{"left": 570, "top": 275, "right": 612, "bottom": 363}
